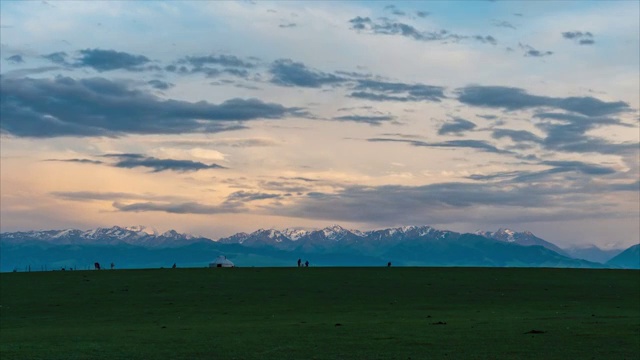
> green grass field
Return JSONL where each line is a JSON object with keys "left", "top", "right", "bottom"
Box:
{"left": 1, "top": 267, "right": 638, "bottom": 359}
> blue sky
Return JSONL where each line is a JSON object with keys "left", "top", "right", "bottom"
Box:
{"left": 1, "top": 1, "right": 638, "bottom": 248}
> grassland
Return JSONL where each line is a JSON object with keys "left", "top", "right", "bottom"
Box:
{"left": 1, "top": 267, "right": 638, "bottom": 359}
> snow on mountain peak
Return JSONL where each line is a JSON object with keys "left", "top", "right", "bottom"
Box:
{"left": 283, "top": 228, "right": 310, "bottom": 241}
{"left": 125, "top": 225, "right": 159, "bottom": 236}
{"left": 51, "top": 229, "right": 76, "bottom": 239}
{"left": 496, "top": 228, "right": 516, "bottom": 242}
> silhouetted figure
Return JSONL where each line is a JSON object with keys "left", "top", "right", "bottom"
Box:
{"left": 94, "top": 262, "right": 101, "bottom": 270}
{"left": 297, "top": 258, "right": 302, "bottom": 268}
{"left": 172, "top": 263, "right": 177, "bottom": 269}
{"left": 110, "top": 262, "right": 115, "bottom": 270}
{"left": 305, "top": 260, "right": 309, "bottom": 267}
{"left": 387, "top": 262, "right": 391, "bottom": 267}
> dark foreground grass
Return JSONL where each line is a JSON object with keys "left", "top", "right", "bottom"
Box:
{"left": 1, "top": 267, "right": 638, "bottom": 359}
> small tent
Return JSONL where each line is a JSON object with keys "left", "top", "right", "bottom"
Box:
{"left": 209, "top": 255, "right": 234, "bottom": 268}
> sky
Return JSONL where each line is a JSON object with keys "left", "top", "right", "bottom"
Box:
{"left": 1, "top": 0, "right": 638, "bottom": 249}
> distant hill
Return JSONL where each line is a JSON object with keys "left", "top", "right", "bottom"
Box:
{"left": 476, "top": 228, "right": 569, "bottom": 256}
{"left": 0, "top": 225, "right": 609, "bottom": 271}
{"left": 564, "top": 246, "right": 623, "bottom": 264}
{"left": 606, "top": 244, "right": 640, "bottom": 269}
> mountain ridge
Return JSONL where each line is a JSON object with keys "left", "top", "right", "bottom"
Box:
{"left": 2, "top": 225, "right": 635, "bottom": 271}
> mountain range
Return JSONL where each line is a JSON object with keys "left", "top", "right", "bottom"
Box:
{"left": 1, "top": 225, "right": 637, "bottom": 272}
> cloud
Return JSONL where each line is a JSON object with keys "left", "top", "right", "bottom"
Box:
{"left": 102, "top": 153, "right": 226, "bottom": 172}
{"left": 269, "top": 59, "right": 347, "bottom": 88}
{"left": 533, "top": 112, "right": 637, "bottom": 154}
{"left": 6, "top": 55, "right": 24, "bottom": 64}
{"left": 541, "top": 160, "right": 616, "bottom": 175}
{"left": 76, "top": 48, "right": 151, "bottom": 71}
{"left": 468, "top": 160, "right": 617, "bottom": 183}
{"left": 351, "top": 79, "right": 445, "bottom": 102}
{"left": 456, "top": 86, "right": 630, "bottom": 117}
{"left": 416, "top": 11, "right": 430, "bottom": 18}
{"left": 562, "top": 31, "right": 596, "bottom": 45}
{"left": 42, "top": 51, "right": 68, "bottom": 64}
{"left": 493, "top": 20, "right": 516, "bottom": 29}
{"left": 44, "top": 158, "right": 104, "bottom": 165}
{"left": 492, "top": 129, "right": 543, "bottom": 143}
{"left": 348, "top": 17, "right": 497, "bottom": 45}
{"left": 51, "top": 191, "right": 180, "bottom": 202}
{"left": 518, "top": 43, "right": 553, "bottom": 57}
{"left": 279, "top": 23, "right": 297, "bottom": 28}
{"left": 113, "top": 201, "right": 242, "bottom": 214}
{"left": 368, "top": 138, "right": 510, "bottom": 155}
{"left": 181, "top": 54, "right": 256, "bottom": 68}
{"left": 332, "top": 114, "right": 395, "bottom": 125}
{"left": 609, "top": 180, "right": 640, "bottom": 192}
{"left": 225, "top": 191, "right": 282, "bottom": 202}
{"left": 0, "top": 76, "right": 299, "bottom": 137}
{"left": 147, "top": 79, "right": 174, "bottom": 90}
{"left": 438, "top": 118, "right": 477, "bottom": 135}
{"left": 272, "top": 180, "right": 590, "bottom": 224}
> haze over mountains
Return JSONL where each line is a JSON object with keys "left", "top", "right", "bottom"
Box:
{"left": 2, "top": 225, "right": 637, "bottom": 272}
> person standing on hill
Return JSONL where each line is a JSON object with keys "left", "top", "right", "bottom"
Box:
{"left": 297, "top": 258, "right": 302, "bottom": 268}
{"left": 305, "top": 260, "right": 309, "bottom": 267}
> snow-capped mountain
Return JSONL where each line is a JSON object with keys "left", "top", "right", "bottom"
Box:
{"left": 1, "top": 226, "right": 204, "bottom": 248}
{"left": 218, "top": 228, "right": 293, "bottom": 247}
{"left": 2, "top": 224, "right": 623, "bottom": 271}
{"left": 476, "top": 228, "right": 569, "bottom": 256}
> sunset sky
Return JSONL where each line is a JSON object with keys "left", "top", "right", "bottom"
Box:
{"left": 1, "top": 1, "right": 638, "bottom": 248}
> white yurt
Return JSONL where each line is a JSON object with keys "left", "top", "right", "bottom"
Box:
{"left": 209, "top": 255, "right": 234, "bottom": 268}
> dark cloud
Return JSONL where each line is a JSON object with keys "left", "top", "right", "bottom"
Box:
{"left": 147, "top": 79, "right": 174, "bottom": 90}
{"left": 493, "top": 20, "right": 516, "bottom": 29}
{"left": 349, "top": 16, "right": 372, "bottom": 30}
{"left": 609, "top": 180, "right": 640, "bottom": 192}
{"left": 113, "top": 201, "right": 241, "bottom": 214}
{"left": 2, "top": 66, "right": 62, "bottom": 78}
{"left": 351, "top": 79, "right": 445, "bottom": 102}
{"left": 269, "top": 59, "right": 346, "bottom": 87}
{"left": 518, "top": 43, "right": 552, "bottom": 57}
{"left": 416, "top": 11, "right": 430, "bottom": 18}
{"left": 541, "top": 160, "right": 616, "bottom": 175}
{"left": 457, "top": 86, "right": 630, "bottom": 117}
{"left": 332, "top": 115, "right": 395, "bottom": 125}
{"left": 473, "top": 35, "right": 497, "bottom": 45}
{"left": 579, "top": 39, "right": 595, "bottom": 45}
{"left": 0, "top": 76, "right": 299, "bottom": 137}
{"left": 525, "top": 49, "right": 553, "bottom": 57}
{"left": 76, "top": 49, "right": 150, "bottom": 71}
{"left": 368, "top": 138, "right": 510, "bottom": 155}
{"left": 279, "top": 23, "right": 297, "bottom": 28}
{"left": 570, "top": 32, "right": 593, "bottom": 39}
{"left": 102, "top": 153, "right": 226, "bottom": 172}
{"left": 492, "top": 129, "right": 543, "bottom": 143}
{"left": 562, "top": 31, "right": 593, "bottom": 40}
{"left": 6, "top": 55, "right": 24, "bottom": 64}
{"left": 272, "top": 181, "right": 582, "bottom": 224}
{"left": 42, "top": 52, "right": 68, "bottom": 64}
{"left": 226, "top": 191, "right": 282, "bottom": 202}
{"left": 51, "top": 191, "right": 180, "bottom": 202}
{"left": 438, "top": 118, "right": 477, "bottom": 135}
{"left": 348, "top": 17, "right": 497, "bottom": 45}
{"left": 468, "top": 160, "right": 617, "bottom": 183}
{"left": 533, "top": 112, "right": 637, "bottom": 154}
{"left": 181, "top": 54, "right": 255, "bottom": 68}
{"left": 44, "top": 158, "right": 104, "bottom": 165}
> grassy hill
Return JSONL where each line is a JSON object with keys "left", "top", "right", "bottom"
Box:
{"left": 1, "top": 267, "right": 638, "bottom": 359}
